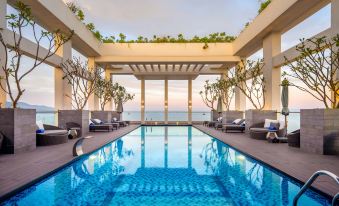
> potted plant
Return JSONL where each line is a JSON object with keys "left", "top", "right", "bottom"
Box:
{"left": 200, "top": 80, "right": 219, "bottom": 121}
{"left": 284, "top": 35, "right": 339, "bottom": 155}
{"left": 0, "top": 2, "right": 72, "bottom": 153}
{"left": 229, "top": 59, "right": 277, "bottom": 131}
{"left": 59, "top": 57, "right": 101, "bottom": 137}
{"left": 215, "top": 76, "right": 243, "bottom": 123}
{"left": 91, "top": 78, "right": 116, "bottom": 122}
{"left": 111, "top": 84, "right": 134, "bottom": 121}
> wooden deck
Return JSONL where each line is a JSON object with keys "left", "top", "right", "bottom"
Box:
{"left": 0, "top": 125, "right": 139, "bottom": 200}
{"left": 194, "top": 125, "right": 339, "bottom": 197}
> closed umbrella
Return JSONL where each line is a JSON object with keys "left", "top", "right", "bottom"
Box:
{"left": 116, "top": 100, "right": 123, "bottom": 113}
{"left": 281, "top": 79, "right": 289, "bottom": 136}
{"left": 217, "top": 96, "right": 223, "bottom": 118}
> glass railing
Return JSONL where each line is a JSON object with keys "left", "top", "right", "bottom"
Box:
{"left": 36, "top": 110, "right": 300, "bottom": 132}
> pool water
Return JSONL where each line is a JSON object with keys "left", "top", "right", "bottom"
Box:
{"left": 1, "top": 126, "right": 331, "bottom": 206}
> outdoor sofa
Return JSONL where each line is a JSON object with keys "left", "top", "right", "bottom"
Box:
{"left": 249, "top": 119, "right": 286, "bottom": 140}
{"left": 112, "top": 117, "right": 128, "bottom": 127}
{"left": 221, "top": 120, "right": 246, "bottom": 133}
{"left": 287, "top": 129, "right": 300, "bottom": 147}
{"left": 90, "top": 119, "right": 118, "bottom": 132}
{"left": 36, "top": 124, "right": 69, "bottom": 146}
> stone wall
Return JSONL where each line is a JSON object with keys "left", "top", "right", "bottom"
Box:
{"left": 245, "top": 110, "right": 277, "bottom": 132}
{"left": 301, "top": 109, "right": 339, "bottom": 155}
{"left": 0, "top": 108, "right": 36, "bottom": 153}
{"left": 211, "top": 110, "right": 220, "bottom": 121}
{"left": 58, "top": 110, "right": 89, "bottom": 137}
{"left": 112, "top": 111, "right": 121, "bottom": 121}
{"left": 91, "top": 111, "right": 112, "bottom": 123}
{"left": 222, "top": 110, "right": 244, "bottom": 123}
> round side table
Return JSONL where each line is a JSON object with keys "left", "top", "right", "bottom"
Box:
{"left": 266, "top": 131, "right": 278, "bottom": 143}
{"left": 68, "top": 129, "right": 78, "bottom": 139}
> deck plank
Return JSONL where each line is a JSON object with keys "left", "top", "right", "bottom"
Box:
{"left": 194, "top": 125, "right": 339, "bottom": 197}
{"left": 0, "top": 125, "right": 139, "bottom": 200}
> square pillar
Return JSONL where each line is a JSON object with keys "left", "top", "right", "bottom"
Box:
{"left": 87, "top": 57, "right": 99, "bottom": 111}
{"left": 141, "top": 79, "right": 145, "bottom": 124}
{"left": 234, "top": 62, "right": 246, "bottom": 111}
{"left": 164, "top": 79, "right": 168, "bottom": 124}
{"left": 104, "top": 71, "right": 113, "bottom": 111}
{"left": 263, "top": 32, "right": 281, "bottom": 111}
{"left": 188, "top": 79, "right": 192, "bottom": 124}
{"left": 55, "top": 40, "right": 72, "bottom": 110}
{"left": 0, "top": 0, "right": 7, "bottom": 108}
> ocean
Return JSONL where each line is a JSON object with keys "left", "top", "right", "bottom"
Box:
{"left": 36, "top": 111, "right": 300, "bottom": 132}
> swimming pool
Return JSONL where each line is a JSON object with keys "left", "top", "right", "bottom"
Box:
{"left": 1, "top": 126, "right": 331, "bottom": 206}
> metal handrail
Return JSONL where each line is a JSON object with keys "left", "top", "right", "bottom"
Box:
{"left": 293, "top": 170, "right": 339, "bottom": 206}
{"left": 72, "top": 136, "right": 93, "bottom": 157}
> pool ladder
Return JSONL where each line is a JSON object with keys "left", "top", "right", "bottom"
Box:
{"left": 293, "top": 170, "right": 339, "bottom": 206}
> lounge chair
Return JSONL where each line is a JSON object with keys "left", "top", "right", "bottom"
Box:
{"left": 91, "top": 119, "right": 119, "bottom": 130}
{"left": 216, "top": 118, "right": 245, "bottom": 130}
{"left": 112, "top": 118, "right": 127, "bottom": 127}
{"left": 89, "top": 122, "right": 112, "bottom": 132}
{"left": 249, "top": 119, "right": 286, "bottom": 140}
{"left": 66, "top": 122, "right": 82, "bottom": 137}
{"left": 222, "top": 123, "right": 246, "bottom": 133}
{"left": 287, "top": 129, "right": 300, "bottom": 147}
{"left": 36, "top": 124, "right": 69, "bottom": 146}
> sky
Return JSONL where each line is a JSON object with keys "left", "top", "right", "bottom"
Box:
{"left": 4, "top": 1, "right": 332, "bottom": 111}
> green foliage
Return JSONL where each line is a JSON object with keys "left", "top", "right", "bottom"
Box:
{"left": 199, "top": 80, "right": 219, "bottom": 110}
{"left": 111, "top": 84, "right": 135, "bottom": 110}
{"left": 283, "top": 35, "right": 339, "bottom": 109}
{"left": 0, "top": 1, "right": 73, "bottom": 108}
{"left": 258, "top": 0, "right": 271, "bottom": 14}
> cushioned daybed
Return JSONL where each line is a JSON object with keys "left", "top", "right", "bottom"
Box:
{"left": 36, "top": 124, "right": 68, "bottom": 146}
{"left": 249, "top": 119, "right": 286, "bottom": 140}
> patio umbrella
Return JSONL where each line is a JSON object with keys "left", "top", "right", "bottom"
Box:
{"left": 116, "top": 100, "right": 123, "bottom": 113}
{"left": 217, "top": 96, "right": 223, "bottom": 118}
{"left": 281, "top": 80, "right": 289, "bottom": 136}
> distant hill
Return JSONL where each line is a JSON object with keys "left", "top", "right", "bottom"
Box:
{"left": 5, "top": 102, "right": 54, "bottom": 112}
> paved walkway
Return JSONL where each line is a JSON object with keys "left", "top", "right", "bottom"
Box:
{"left": 194, "top": 125, "right": 339, "bottom": 197}
{"left": 0, "top": 125, "right": 139, "bottom": 200}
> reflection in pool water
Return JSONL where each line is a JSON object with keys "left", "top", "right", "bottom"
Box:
{"left": 2, "top": 126, "right": 330, "bottom": 206}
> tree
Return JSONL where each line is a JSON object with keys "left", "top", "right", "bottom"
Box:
{"left": 60, "top": 58, "right": 101, "bottom": 110}
{"left": 199, "top": 80, "right": 218, "bottom": 110}
{"left": 284, "top": 35, "right": 339, "bottom": 109}
{"left": 215, "top": 76, "right": 235, "bottom": 111}
{"left": 95, "top": 78, "right": 116, "bottom": 111}
{"left": 111, "top": 84, "right": 134, "bottom": 110}
{"left": 229, "top": 59, "right": 266, "bottom": 110}
{"left": 0, "top": 1, "right": 73, "bottom": 108}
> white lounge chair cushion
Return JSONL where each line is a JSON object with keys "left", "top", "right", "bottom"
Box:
{"left": 92, "top": 119, "right": 103, "bottom": 124}
{"left": 232, "top": 119, "right": 242, "bottom": 124}
{"left": 264, "top": 119, "right": 279, "bottom": 128}
{"left": 217, "top": 117, "right": 223, "bottom": 122}
{"left": 36, "top": 121, "right": 44, "bottom": 130}
{"left": 113, "top": 117, "right": 118, "bottom": 121}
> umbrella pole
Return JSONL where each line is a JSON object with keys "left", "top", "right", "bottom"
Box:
{"left": 284, "top": 115, "right": 288, "bottom": 137}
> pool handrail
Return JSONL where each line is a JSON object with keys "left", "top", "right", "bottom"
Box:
{"left": 293, "top": 170, "right": 339, "bottom": 206}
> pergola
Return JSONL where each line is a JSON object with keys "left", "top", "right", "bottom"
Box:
{"left": 0, "top": 0, "right": 337, "bottom": 124}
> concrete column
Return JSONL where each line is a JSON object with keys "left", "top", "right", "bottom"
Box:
{"left": 188, "top": 79, "right": 192, "bottom": 124}
{"left": 141, "top": 79, "right": 145, "bottom": 124}
{"left": 332, "top": 0, "right": 339, "bottom": 107}
{"left": 0, "top": 0, "right": 7, "bottom": 108}
{"left": 220, "top": 73, "right": 227, "bottom": 111}
{"left": 87, "top": 57, "right": 99, "bottom": 111}
{"left": 55, "top": 40, "right": 72, "bottom": 110}
{"left": 104, "top": 71, "right": 112, "bottom": 111}
{"left": 263, "top": 32, "right": 281, "bottom": 111}
{"left": 164, "top": 79, "right": 168, "bottom": 124}
{"left": 234, "top": 62, "right": 246, "bottom": 111}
